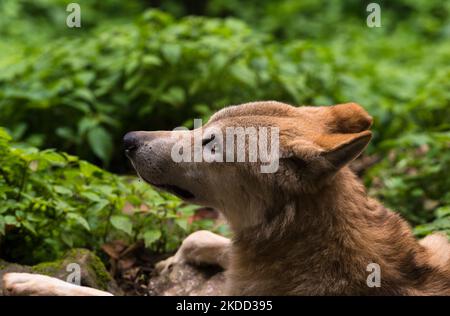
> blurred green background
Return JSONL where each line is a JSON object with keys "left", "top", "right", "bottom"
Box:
{"left": 0, "top": 0, "right": 449, "bottom": 264}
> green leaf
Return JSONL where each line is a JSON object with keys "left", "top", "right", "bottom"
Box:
{"left": 4, "top": 215, "right": 18, "bottom": 226}
{"left": 175, "top": 218, "right": 188, "bottom": 231}
{"left": 161, "top": 44, "right": 181, "bottom": 64}
{"left": 230, "top": 63, "right": 256, "bottom": 87}
{"left": 61, "top": 232, "right": 74, "bottom": 247}
{"left": 79, "top": 160, "right": 102, "bottom": 177}
{"left": 142, "top": 55, "right": 162, "bottom": 67}
{"left": 110, "top": 215, "right": 133, "bottom": 236}
{"left": 40, "top": 151, "right": 66, "bottom": 165}
{"left": 56, "top": 127, "right": 76, "bottom": 141}
{"left": 67, "top": 213, "right": 91, "bottom": 231}
{"left": 22, "top": 221, "right": 37, "bottom": 235}
{"left": 0, "top": 128, "right": 12, "bottom": 141}
{"left": 78, "top": 117, "right": 98, "bottom": 136}
{"left": 0, "top": 218, "right": 5, "bottom": 235}
{"left": 87, "top": 126, "right": 113, "bottom": 164}
{"left": 143, "top": 229, "right": 161, "bottom": 248}
{"left": 53, "top": 185, "right": 73, "bottom": 196}
{"left": 75, "top": 71, "right": 95, "bottom": 86}
{"left": 178, "top": 205, "right": 197, "bottom": 216}
{"left": 88, "top": 200, "right": 109, "bottom": 213}
{"left": 74, "top": 88, "right": 95, "bottom": 103}
{"left": 80, "top": 192, "right": 102, "bottom": 203}
{"left": 436, "top": 206, "right": 450, "bottom": 218}
{"left": 161, "top": 86, "right": 185, "bottom": 106}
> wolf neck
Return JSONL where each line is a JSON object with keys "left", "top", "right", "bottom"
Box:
{"left": 230, "top": 167, "right": 419, "bottom": 294}
{"left": 233, "top": 167, "right": 379, "bottom": 248}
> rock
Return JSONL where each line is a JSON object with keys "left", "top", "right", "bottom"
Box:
{"left": 148, "top": 262, "right": 225, "bottom": 296}
{"left": 0, "top": 248, "right": 122, "bottom": 295}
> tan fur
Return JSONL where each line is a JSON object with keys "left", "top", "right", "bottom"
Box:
{"left": 227, "top": 169, "right": 450, "bottom": 295}
{"left": 126, "top": 101, "right": 450, "bottom": 295}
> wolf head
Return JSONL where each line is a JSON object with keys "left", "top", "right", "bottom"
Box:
{"left": 124, "top": 101, "right": 372, "bottom": 229}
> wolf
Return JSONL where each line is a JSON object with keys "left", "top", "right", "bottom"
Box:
{"left": 3, "top": 101, "right": 450, "bottom": 295}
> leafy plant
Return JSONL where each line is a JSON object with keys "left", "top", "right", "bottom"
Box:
{"left": 364, "top": 68, "right": 450, "bottom": 237}
{"left": 0, "top": 7, "right": 448, "bottom": 171}
{"left": 365, "top": 129, "right": 450, "bottom": 239}
{"left": 0, "top": 127, "right": 214, "bottom": 264}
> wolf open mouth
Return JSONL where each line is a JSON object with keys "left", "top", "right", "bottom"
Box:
{"left": 143, "top": 179, "right": 195, "bottom": 200}
{"left": 126, "top": 153, "right": 195, "bottom": 199}
{"left": 156, "top": 184, "right": 195, "bottom": 200}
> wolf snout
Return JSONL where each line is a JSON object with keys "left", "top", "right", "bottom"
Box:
{"left": 123, "top": 130, "right": 167, "bottom": 155}
{"left": 123, "top": 131, "right": 141, "bottom": 153}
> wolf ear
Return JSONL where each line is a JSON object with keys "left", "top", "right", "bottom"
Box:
{"left": 325, "top": 103, "right": 373, "bottom": 133}
{"left": 316, "top": 130, "right": 372, "bottom": 170}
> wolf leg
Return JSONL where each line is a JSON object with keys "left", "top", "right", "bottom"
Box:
{"left": 419, "top": 232, "right": 450, "bottom": 269}
{"left": 2, "top": 273, "right": 113, "bottom": 296}
{"left": 155, "top": 230, "right": 230, "bottom": 275}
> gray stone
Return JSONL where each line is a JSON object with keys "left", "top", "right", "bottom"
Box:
{"left": 148, "top": 262, "right": 225, "bottom": 296}
{"left": 0, "top": 248, "right": 122, "bottom": 296}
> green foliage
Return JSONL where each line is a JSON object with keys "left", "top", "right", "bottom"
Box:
{"left": 367, "top": 132, "right": 450, "bottom": 225}
{"left": 0, "top": 127, "right": 211, "bottom": 264}
{"left": 364, "top": 68, "right": 450, "bottom": 237}
{"left": 0, "top": 6, "right": 448, "bottom": 170}
{"left": 0, "top": 0, "right": 144, "bottom": 38}
{"left": 0, "top": 11, "right": 271, "bottom": 167}
{"left": 158, "top": 0, "right": 450, "bottom": 39}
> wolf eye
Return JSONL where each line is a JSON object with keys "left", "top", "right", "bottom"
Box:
{"left": 202, "top": 134, "right": 215, "bottom": 146}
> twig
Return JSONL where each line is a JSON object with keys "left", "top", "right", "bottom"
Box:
{"left": 0, "top": 168, "right": 12, "bottom": 186}
{"left": 16, "top": 165, "right": 28, "bottom": 201}
{"left": 103, "top": 206, "right": 115, "bottom": 242}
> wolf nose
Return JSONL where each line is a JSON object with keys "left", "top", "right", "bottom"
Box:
{"left": 123, "top": 132, "right": 140, "bottom": 153}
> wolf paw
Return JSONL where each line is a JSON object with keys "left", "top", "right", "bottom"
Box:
{"left": 154, "top": 230, "right": 231, "bottom": 275}
{"left": 3, "top": 273, "right": 59, "bottom": 296}
{"left": 155, "top": 253, "right": 183, "bottom": 276}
